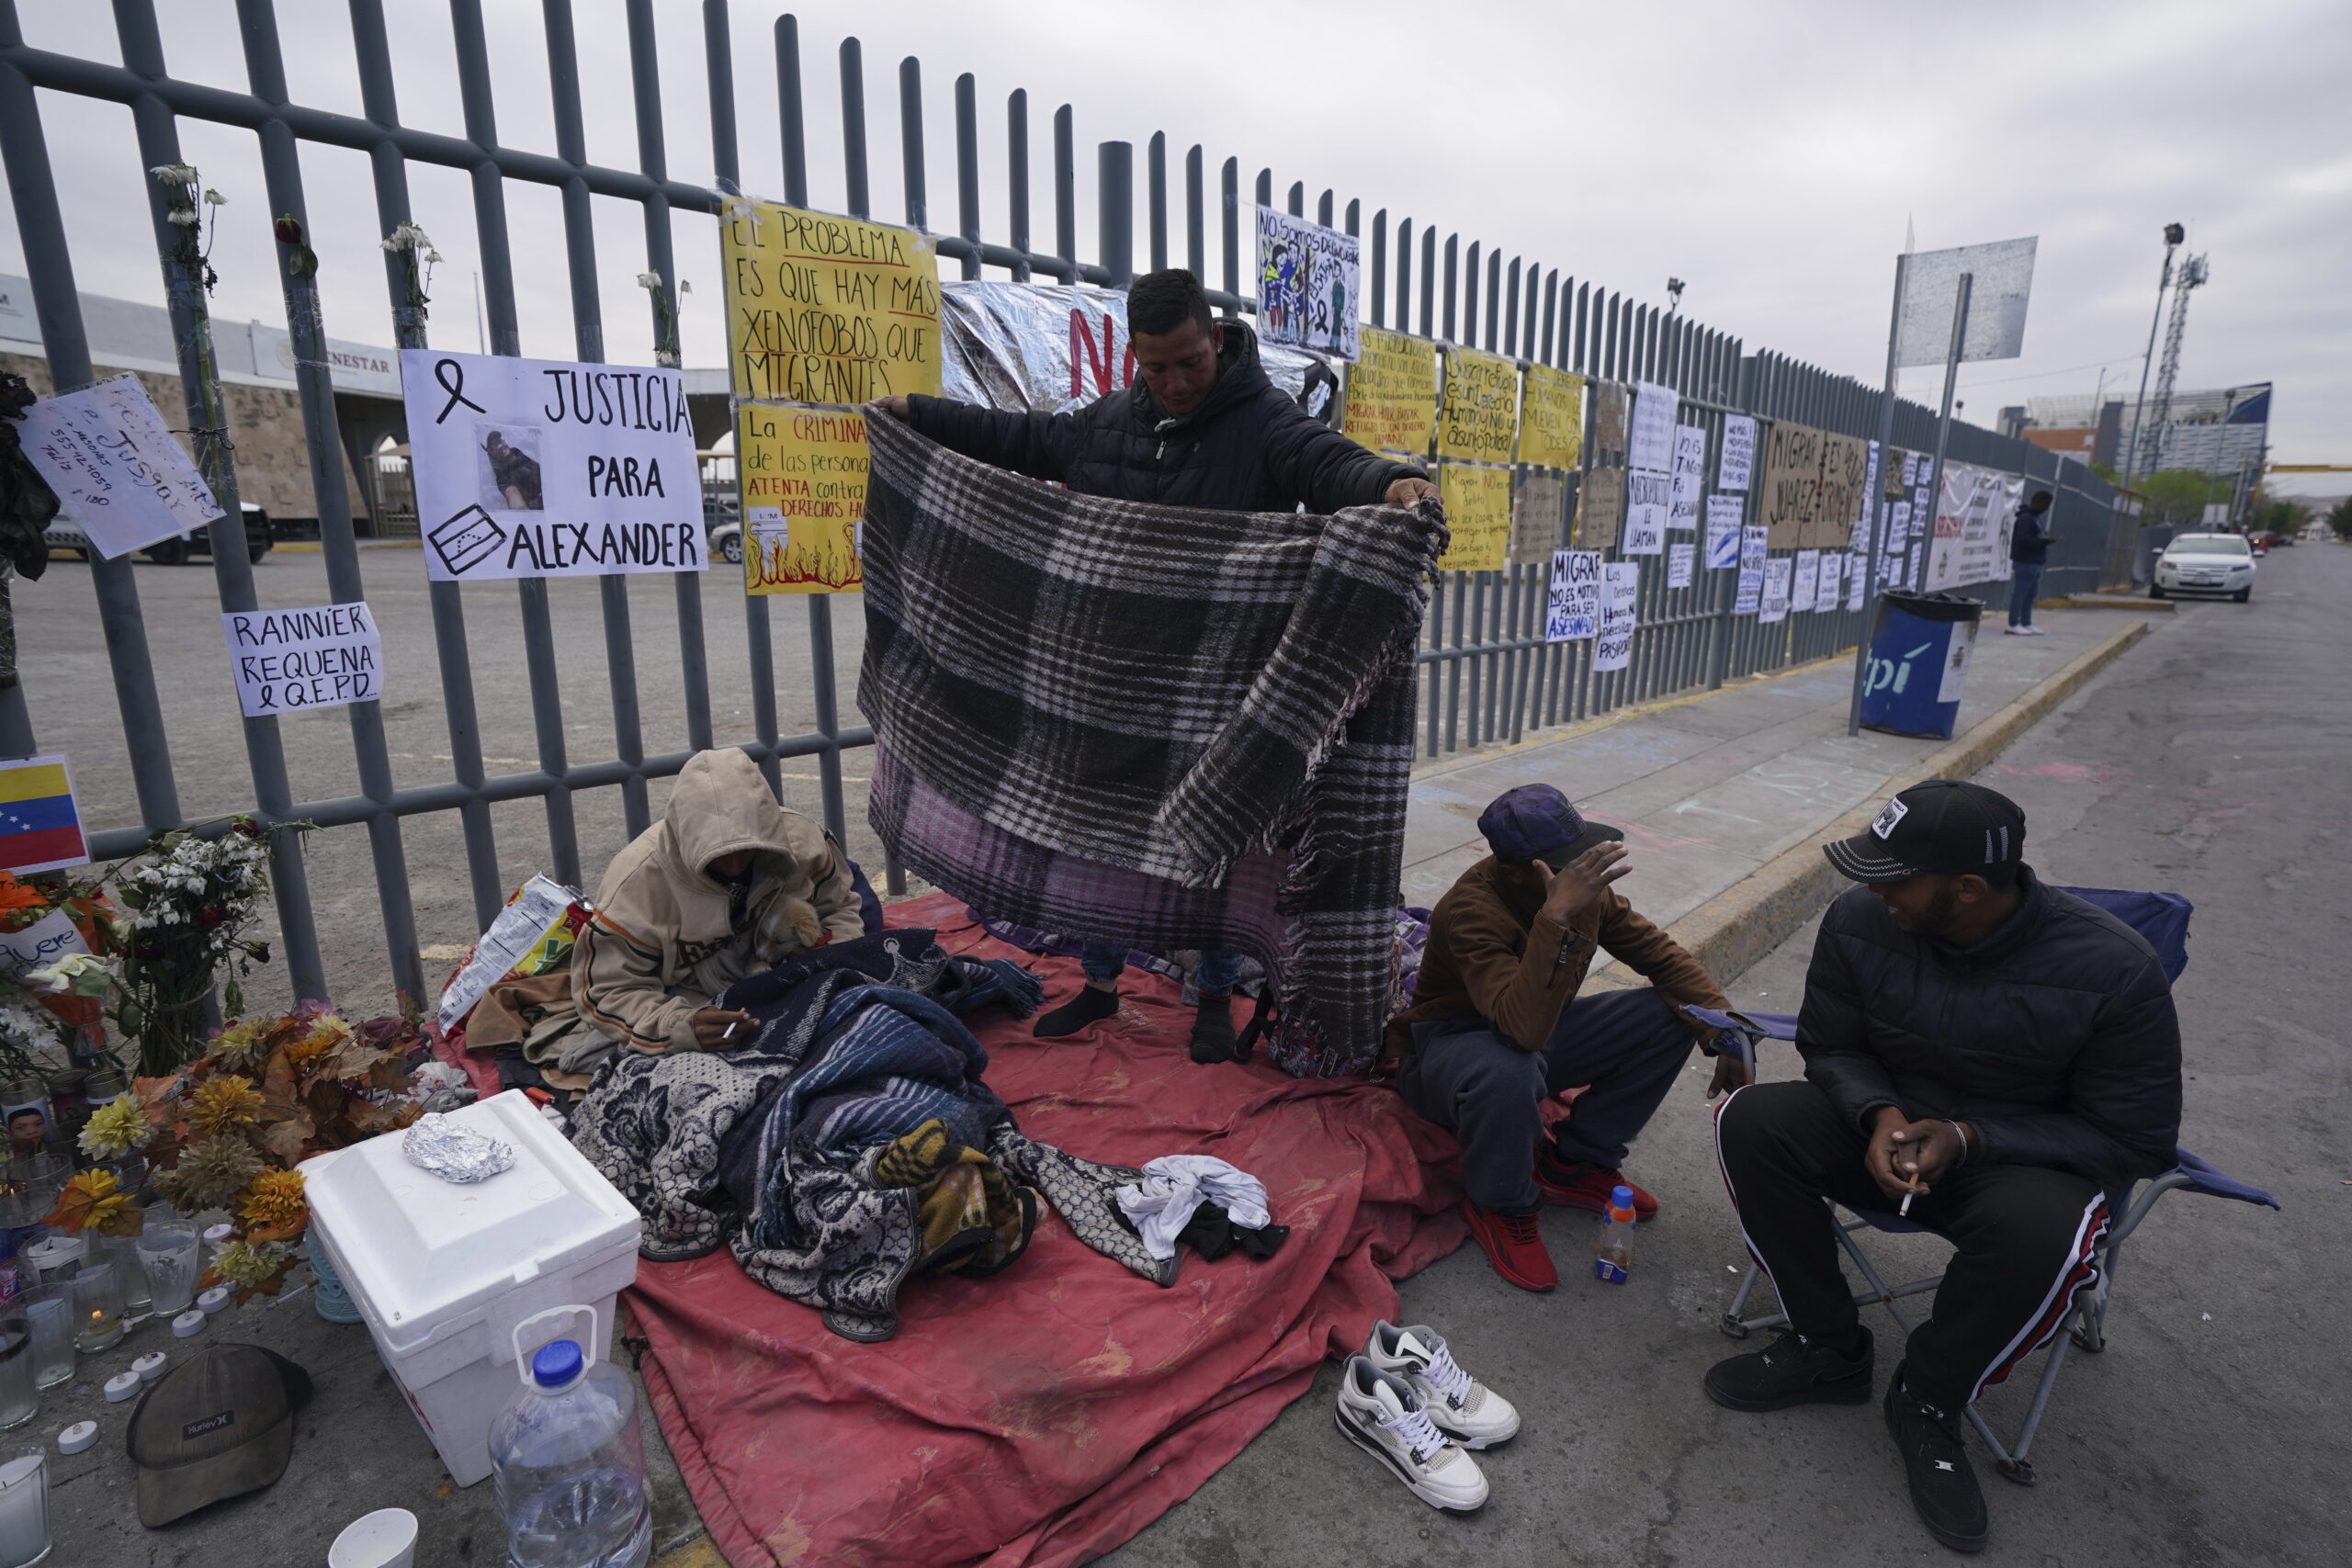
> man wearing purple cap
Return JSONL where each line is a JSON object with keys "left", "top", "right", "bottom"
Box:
{"left": 1385, "top": 783, "right": 1747, "bottom": 1292}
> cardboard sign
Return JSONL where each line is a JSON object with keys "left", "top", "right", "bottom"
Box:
{"left": 1518, "top": 364, "right": 1586, "bottom": 470}
{"left": 1438, "top": 346, "right": 1519, "bottom": 464}
{"left": 1705, "top": 495, "right": 1743, "bottom": 569}
{"left": 1668, "top": 541, "right": 1695, "bottom": 590}
{"left": 1718, "top": 414, "right": 1757, "bottom": 492}
{"left": 1545, "top": 548, "right": 1601, "bottom": 641}
{"left": 1593, "top": 562, "right": 1640, "bottom": 671}
{"left": 1591, "top": 383, "right": 1629, "bottom": 456}
{"left": 0, "top": 757, "right": 87, "bottom": 875}
{"left": 17, "top": 374, "right": 222, "bottom": 558}
{"left": 1437, "top": 462, "right": 1512, "bottom": 572}
{"left": 1342, "top": 326, "right": 1440, "bottom": 458}
{"left": 1623, "top": 468, "right": 1670, "bottom": 556}
{"left": 1792, "top": 549, "right": 1820, "bottom": 614}
{"left": 720, "top": 200, "right": 941, "bottom": 403}
{"left": 1760, "top": 419, "right": 1870, "bottom": 550}
{"left": 401, "top": 350, "right": 703, "bottom": 584}
{"left": 1627, "top": 381, "right": 1679, "bottom": 473}
{"left": 1669, "top": 423, "right": 1706, "bottom": 529}
{"left": 0, "top": 908, "right": 87, "bottom": 980}
{"left": 1735, "top": 525, "right": 1768, "bottom": 614}
{"left": 221, "top": 602, "right": 383, "bottom": 716}
{"left": 1576, "top": 466, "right": 1623, "bottom": 549}
{"left": 1254, "top": 206, "right": 1360, "bottom": 361}
{"left": 740, "top": 405, "right": 867, "bottom": 594}
{"left": 1507, "top": 468, "right": 1567, "bottom": 567}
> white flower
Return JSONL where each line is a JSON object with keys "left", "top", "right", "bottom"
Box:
{"left": 424, "top": 250, "right": 443, "bottom": 265}
{"left": 20, "top": 953, "right": 109, "bottom": 996}
{"left": 679, "top": 279, "right": 693, "bottom": 295}
{"left": 149, "top": 164, "right": 198, "bottom": 186}
{"left": 654, "top": 350, "right": 680, "bottom": 367}
{"left": 636, "top": 271, "right": 662, "bottom": 290}
{"left": 380, "top": 221, "right": 433, "bottom": 254}
{"left": 202, "top": 188, "right": 226, "bottom": 206}
{"left": 168, "top": 209, "right": 200, "bottom": 227}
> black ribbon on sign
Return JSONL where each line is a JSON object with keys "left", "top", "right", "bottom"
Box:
{"left": 433, "top": 357, "right": 485, "bottom": 424}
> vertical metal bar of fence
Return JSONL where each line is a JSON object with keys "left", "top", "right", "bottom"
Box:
{"left": 1053, "top": 112, "right": 1078, "bottom": 279}
{"left": 1442, "top": 235, "right": 1458, "bottom": 342}
{"left": 1219, "top": 157, "right": 1238, "bottom": 307}
{"left": 1369, "top": 210, "right": 1385, "bottom": 329}
{"left": 1418, "top": 227, "right": 1435, "bottom": 337}
{"left": 740, "top": 17, "right": 800, "bottom": 784}
{"left": 1146, "top": 131, "right": 1166, "bottom": 273}
{"left": 242, "top": 0, "right": 428, "bottom": 995}
{"left": 955, "top": 73, "right": 982, "bottom": 281}
{"left": 1392, "top": 218, "right": 1409, "bottom": 332}
{"left": 1006, "top": 88, "right": 1031, "bottom": 282}
{"left": 119, "top": 0, "right": 331, "bottom": 1002}
{"left": 1463, "top": 242, "right": 1478, "bottom": 346}
{"left": 1183, "top": 144, "right": 1204, "bottom": 281}
{"left": 1100, "top": 142, "right": 1133, "bottom": 287}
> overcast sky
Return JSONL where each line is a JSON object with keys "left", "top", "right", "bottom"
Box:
{"left": 7, "top": 0, "right": 2346, "bottom": 495}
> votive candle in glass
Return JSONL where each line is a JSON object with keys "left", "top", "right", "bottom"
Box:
{"left": 70, "top": 1261, "right": 125, "bottom": 1354}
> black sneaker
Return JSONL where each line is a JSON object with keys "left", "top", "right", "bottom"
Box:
{"left": 1189, "top": 996, "right": 1237, "bottom": 1064}
{"left": 1034, "top": 984, "right": 1118, "bottom": 1039}
{"left": 1883, "top": 1363, "right": 1989, "bottom": 1554}
{"left": 1703, "top": 1326, "right": 1873, "bottom": 1412}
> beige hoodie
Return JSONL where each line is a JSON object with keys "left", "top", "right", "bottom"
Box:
{"left": 573, "top": 748, "right": 864, "bottom": 1054}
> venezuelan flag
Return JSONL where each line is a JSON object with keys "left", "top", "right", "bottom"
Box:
{"left": 0, "top": 758, "right": 88, "bottom": 874}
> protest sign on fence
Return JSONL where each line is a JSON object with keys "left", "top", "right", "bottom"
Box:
{"left": 401, "top": 350, "right": 704, "bottom": 584}
{"left": 1518, "top": 364, "right": 1586, "bottom": 470}
{"left": 0, "top": 757, "right": 87, "bottom": 876}
{"left": 1761, "top": 419, "right": 1870, "bottom": 550}
{"left": 1591, "top": 383, "right": 1629, "bottom": 455}
{"left": 1814, "top": 550, "right": 1843, "bottom": 613}
{"left": 740, "top": 405, "right": 868, "bottom": 593}
{"left": 1669, "top": 424, "right": 1706, "bottom": 530}
{"left": 936, "top": 281, "right": 1323, "bottom": 412}
{"left": 1593, "top": 562, "right": 1640, "bottom": 671}
{"left": 1718, "top": 414, "right": 1756, "bottom": 491}
{"left": 1623, "top": 468, "right": 1670, "bottom": 555}
{"left": 1438, "top": 346, "right": 1519, "bottom": 464}
{"left": 1849, "top": 551, "right": 1868, "bottom": 611}
{"left": 17, "top": 374, "right": 221, "bottom": 558}
{"left": 1668, "top": 541, "right": 1695, "bottom": 590}
{"left": 720, "top": 199, "right": 941, "bottom": 403}
{"left": 1628, "top": 381, "right": 1679, "bottom": 473}
{"left": 1545, "top": 548, "right": 1601, "bottom": 640}
{"left": 1924, "top": 464, "right": 2021, "bottom": 591}
{"left": 220, "top": 602, "right": 382, "bottom": 716}
{"left": 1508, "top": 469, "right": 1566, "bottom": 567}
{"left": 1255, "top": 205, "right": 1360, "bottom": 360}
{"left": 1342, "top": 326, "right": 1439, "bottom": 458}
{"left": 1705, "top": 494, "right": 1743, "bottom": 569}
{"left": 1792, "top": 549, "right": 1820, "bottom": 614}
{"left": 1736, "top": 525, "right": 1768, "bottom": 614}
{"left": 1759, "top": 557, "right": 1793, "bottom": 624}
{"left": 1437, "top": 462, "right": 1512, "bottom": 571}
{"left": 1576, "top": 466, "right": 1623, "bottom": 549}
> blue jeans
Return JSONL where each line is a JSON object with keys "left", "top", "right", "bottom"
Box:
{"left": 1080, "top": 942, "right": 1242, "bottom": 997}
{"left": 2007, "top": 562, "right": 2042, "bottom": 626}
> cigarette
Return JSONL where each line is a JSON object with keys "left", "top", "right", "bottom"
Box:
{"left": 1898, "top": 1190, "right": 1913, "bottom": 1218}
{"left": 723, "top": 1021, "right": 740, "bottom": 1041}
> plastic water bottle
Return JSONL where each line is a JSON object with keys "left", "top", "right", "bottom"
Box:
{"left": 1592, "top": 1185, "right": 1636, "bottom": 1283}
{"left": 489, "top": 1309, "right": 652, "bottom": 1568}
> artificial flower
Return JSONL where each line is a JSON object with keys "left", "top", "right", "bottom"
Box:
{"left": 154, "top": 1135, "right": 264, "bottom": 1211}
{"left": 42, "top": 1168, "right": 134, "bottom": 1236}
{"left": 168, "top": 209, "right": 200, "bottom": 227}
{"left": 78, "top": 1094, "right": 153, "bottom": 1160}
{"left": 208, "top": 1016, "right": 277, "bottom": 1071}
{"left": 189, "top": 1073, "right": 265, "bottom": 1134}
{"left": 636, "top": 270, "right": 662, "bottom": 289}
{"left": 202, "top": 188, "right": 226, "bottom": 206}
{"left": 210, "top": 1238, "right": 294, "bottom": 1288}
{"left": 282, "top": 1013, "right": 352, "bottom": 1073}
{"left": 23, "top": 952, "right": 110, "bottom": 995}
{"left": 149, "top": 163, "right": 198, "bottom": 185}
{"left": 239, "top": 1168, "right": 307, "bottom": 1233}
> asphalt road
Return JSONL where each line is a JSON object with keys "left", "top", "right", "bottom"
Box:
{"left": 1106, "top": 544, "right": 2350, "bottom": 1567}
{"left": 14, "top": 547, "right": 876, "bottom": 1014}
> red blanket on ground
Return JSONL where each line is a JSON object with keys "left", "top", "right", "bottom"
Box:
{"left": 623, "top": 894, "right": 1466, "bottom": 1567}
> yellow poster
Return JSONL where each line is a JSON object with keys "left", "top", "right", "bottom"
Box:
{"left": 1437, "top": 345, "right": 1519, "bottom": 465}
{"left": 739, "top": 405, "right": 866, "bottom": 594}
{"left": 719, "top": 200, "right": 942, "bottom": 405}
{"left": 1437, "top": 462, "right": 1511, "bottom": 572}
{"left": 1518, "top": 364, "right": 1586, "bottom": 470}
{"left": 1341, "top": 327, "right": 1439, "bottom": 459}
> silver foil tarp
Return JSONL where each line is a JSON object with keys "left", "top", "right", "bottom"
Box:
{"left": 401, "top": 1111, "right": 516, "bottom": 1185}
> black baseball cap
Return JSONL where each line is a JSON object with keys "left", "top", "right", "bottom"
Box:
{"left": 1824, "top": 780, "right": 2026, "bottom": 885}
{"left": 1476, "top": 784, "right": 1623, "bottom": 870}
{"left": 127, "top": 1343, "right": 314, "bottom": 1526}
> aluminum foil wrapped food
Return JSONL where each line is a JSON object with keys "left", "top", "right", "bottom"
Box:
{"left": 401, "top": 1111, "right": 514, "bottom": 1184}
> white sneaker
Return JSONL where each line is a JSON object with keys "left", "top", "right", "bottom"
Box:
{"left": 1333, "top": 1355, "right": 1488, "bottom": 1512}
{"left": 2004, "top": 626, "right": 2030, "bottom": 635}
{"left": 2023, "top": 626, "right": 2049, "bottom": 636}
{"left": 1363, "top": 1321, "right": 1521, "bottom": 1449}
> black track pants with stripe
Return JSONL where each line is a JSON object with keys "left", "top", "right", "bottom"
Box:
{"left": 1714, "top": 1080, "right": 2109, "bottom": 1414}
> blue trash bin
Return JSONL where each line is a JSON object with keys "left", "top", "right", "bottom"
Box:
{"left": 1860, "top": 591, "right": 1984, "bottom": 740}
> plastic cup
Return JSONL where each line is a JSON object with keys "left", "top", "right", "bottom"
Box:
{"left": 327, "top": 1506, "right": 418, "bottom": 1568}
{"left": 134, "top": 1224, "right": 201, "bottom": 1317}
{"left": 0, "top": 1316, "right": 35, "bottom": 1432}
{"left": 16, "top": 1290, "right": 70, "bottom": 1392}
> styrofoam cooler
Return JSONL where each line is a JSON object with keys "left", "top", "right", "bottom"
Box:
{"left": 300, "top": 1089, "right": 641, "bottom": 1486}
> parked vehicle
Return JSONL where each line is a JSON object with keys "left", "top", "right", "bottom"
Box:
{"left": 2248, "top": 530, "right": 2290, "bottom": 551}
{"left": 2150, "top": 533, "right": 2256, "bottom": 603}
{"left": 704, "top": 496, "right": 743, "bottom": 566}
{"left": 44, "top": 502, "right": 274, "bottom": 565}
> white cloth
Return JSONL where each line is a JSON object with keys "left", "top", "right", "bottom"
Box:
{"left": 1114, "top": 1155, "right": 1272, "bottom": 1261}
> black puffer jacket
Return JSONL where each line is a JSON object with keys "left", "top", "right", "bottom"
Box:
{"left": 1797, "top": 868, "right": 2181, "bottom": 1188}
{"left": 904, "top": 320, "right": 1420, "bottom": 512}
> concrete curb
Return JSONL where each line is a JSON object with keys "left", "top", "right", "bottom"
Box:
{"left": 2055, "top": 594, "right": 2173, "bottom": 613}
{"left": 1594, "top": 618, "right": 2151, "bottom": 989}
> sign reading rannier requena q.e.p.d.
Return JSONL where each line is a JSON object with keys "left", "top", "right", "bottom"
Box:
{"left": 400, "top": 350, "right": 705, "bottom": 584}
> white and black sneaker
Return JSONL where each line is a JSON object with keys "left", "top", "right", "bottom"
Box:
{"left": 1332, "top": 1354, "right": 1488, "bottom": 1512}
{"left": 1363, "top": 1321, "right": 1521, "bottom": 1449}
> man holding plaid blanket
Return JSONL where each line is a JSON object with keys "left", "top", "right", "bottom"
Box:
{"left": 875, "top": 266, "right": 1433, "bottom": 1064}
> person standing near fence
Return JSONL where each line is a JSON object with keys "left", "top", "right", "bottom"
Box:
{"left": 2005, "top": 490, "right": 2053, "bottom": 635}
{"left": 871, "top": 267, "right": 1436, "bottom": 1063}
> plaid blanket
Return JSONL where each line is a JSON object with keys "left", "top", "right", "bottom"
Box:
{"left": 860, "top": 414, "right": 1446, "bottom": 1077}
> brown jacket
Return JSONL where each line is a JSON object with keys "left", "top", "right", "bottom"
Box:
{"left": 1383, "top": 854, "right": 1732, "bottom": 1066}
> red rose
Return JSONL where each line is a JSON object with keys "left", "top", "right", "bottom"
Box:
{"left": 274, "top": 214, "right": 303, "bottom": 245}
{"left": 198, "top": 907, "right": 225, "bottom": 930}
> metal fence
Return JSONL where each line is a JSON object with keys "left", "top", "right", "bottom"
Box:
{"left": 0, "top": 0, "right": 2125, "bottom": 1011}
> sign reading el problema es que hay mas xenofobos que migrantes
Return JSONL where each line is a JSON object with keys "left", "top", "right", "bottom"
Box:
{"left": 720, "top": 200, "right": 943, "bottom": 403}
{"left": 17, "top": 374, "right": 222, "bottom": 558}
{"left": 401, "top": 351, "right": 704, "bottom": 584}
{"left": 220, "top": 602, "right": 383, "bottom": 717}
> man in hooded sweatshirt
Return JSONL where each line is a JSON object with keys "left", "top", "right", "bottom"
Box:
{"left": 573, "top": 748, "right": 866, "bottom": 1055}
{"left": 872, "top": 266, "right": 1434, "bottom": 1062}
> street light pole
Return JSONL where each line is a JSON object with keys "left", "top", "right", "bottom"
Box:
{"left": 2117, "top": 222, "right": 2184, "bottom": 502}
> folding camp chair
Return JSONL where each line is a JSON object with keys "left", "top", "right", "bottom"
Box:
{"left": 1690, "top": 886, "right": 2278, "bottom": 1483}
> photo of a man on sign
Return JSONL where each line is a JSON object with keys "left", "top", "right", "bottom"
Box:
{"left": 480, "top": 426, "right": 544, "bottom": 510}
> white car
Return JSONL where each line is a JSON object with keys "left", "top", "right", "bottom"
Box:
{"left": 2151, "top": 533, "right": 2256, "bottom": 603}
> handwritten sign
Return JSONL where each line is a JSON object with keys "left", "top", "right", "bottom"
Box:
{"left": 1814, "top": 549, "right": 1844, "bottom": 614}
{"left": 17, "top": 375, "right": 222, "bottom": 558}
{"left": 1759, "top": 557, "right": 1793, "bottom": 624}
{"left": 1342, "top": 327, "right": 1439, "bottom": 458}
{"left": 1518, "top": 364, "right": 1586, "bottom": 470}
{"left": 1438, "top": 346, "right": 1519, "bottom": 464}
{"left": 1848, "top": 550, "right": 1869, "bottom": 612}
{"left": 1437, "top": 462, "right": 1512, "bottom": 572}
{"left": 1735, "top": 525, "right": 1767, "bottom": 614}
{"left": 721, "top": 200, "right": 941, "bottom": 403}
{"left": 1623, "top": 468, "right": 1669, "bottom": 555}
{"left": 1718, "top": 414, "right": 1756, "bottom": 491}
{"left": 1591, "top": 383, "right": 1629, "bottom": 456}
{"left": 1627, "top": 381, "right": 1679, "bottom": 473}
{"left": 1669, "top": 423, "right": 1706, "bottom": 530}
{"left": 1507, "top": 468, "right": 1566, "bottom": 567}
{"left": 220, "top": 602, "right": 382, "bottom": 716}
{"left": 1593, "top": 562, "right": 1640, "bottom": 672}
{"left": 1255, "top": 206, "right": 1360, "bottom": 361}
{"left": 1545, "top": 548, "right": 1601, "bottom": 641}
{"left": 1760, "top": 420, "right": 1870, "bottom": 550}
{"left": 401, "top": 350, "right": 703, "bottom": 584}
{"left": 740, "top": 405, "right": 867, "bottom": 594}
{"left": 1668, "top": 541, "right": 1695, "bottom": 590}
{"left": 0, "top": 909, "right": 86, "bottom": 980}
{"left": 1792, "top": 549, "right": 1820, "bottom": 614}
{"left": 1705, "top": 495, "right": 1743, "bottom": 570}
{"left": 1576, "top": 467, "right": 1623, "bottom": 549}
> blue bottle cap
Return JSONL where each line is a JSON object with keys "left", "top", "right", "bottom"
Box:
{"left": 532, "top": 1338, "right": 584, "bottom": 1388}
{"left": 1611, "top": 1185, "right": 1634, "bottom": 1207}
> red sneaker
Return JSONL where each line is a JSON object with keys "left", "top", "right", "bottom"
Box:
{"left": 1534, "top": 1151, "right": 1659, "bottom": 1221}
{"left": 1462, "top": 1199, "right": 1557, "bottom": 1292}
